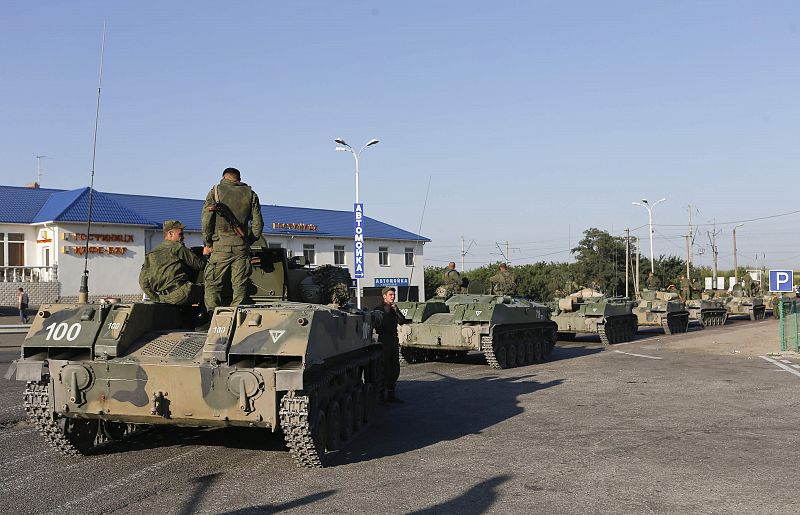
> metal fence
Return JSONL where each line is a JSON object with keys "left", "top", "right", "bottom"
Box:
{"left": 778, "top": 298, "right": 799, "bottom": 352}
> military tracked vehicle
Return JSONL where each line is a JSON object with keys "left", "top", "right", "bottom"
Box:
{"left": 395, "top": 294, "right": 557, "bottom": 369}
{"left": 723, "top": 289, "right": 766, "bottom": 320}
{"left": 685, "top": 297, "right": 728, "bottom": 326}
{"left": 550, "top": 290, "right": 638, "bottom": 345}
{"left": 632, "top": 290, "right": 689, "bottom": 334}
{"left": 12, "top": 245, "right": 385, "bottom": 468}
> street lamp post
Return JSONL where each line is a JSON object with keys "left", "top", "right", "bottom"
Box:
{"left": 632, "top": 197, "right": 666, "bottom": 274}
{"left": 733, "top": 223, "right": 744, "bottom": 283}
{"left": 335, "top": 137, "right": 380, "bottom": 309}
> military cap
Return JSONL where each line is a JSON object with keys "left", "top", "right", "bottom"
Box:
{"left": 163, "top": 220, "right": 186, "bottom": 234}
{"left": 381, "top": 286, "right": 397, "bottom": 295}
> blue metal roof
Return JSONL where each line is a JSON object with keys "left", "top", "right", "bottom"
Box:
{"left": 0, "top": 185, "right": 63, "bottom": 223}
{"left": 32, "top": 187, "right": 153, "bottom": 226}
{"left": 0, "top": 186, "right": 429, "bottom": 242}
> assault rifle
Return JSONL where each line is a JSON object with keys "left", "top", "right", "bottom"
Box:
{"left": 207, "top": 201, "right": 249, "bottom": 243}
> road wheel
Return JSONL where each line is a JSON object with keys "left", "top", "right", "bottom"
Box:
{"left": 326, "top": 401, "right": 342, "bottom": 451}
{"left": 59, "top": 418, "right": 98, "bottom": 454}
{"left": 340, "top": 394, "right": 354, "bottom": 442}
{"left": 311, "top": 408, "right": 328, "bottom": 455}
{"left": 352, "top": 387, "right": 364, "bottom": 432}
{"left": 506, "top": 343, "right": 517, "bottom": 368}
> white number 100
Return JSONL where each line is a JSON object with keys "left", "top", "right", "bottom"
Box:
{"left": 44, "top": 322, "right": 82, "bottom": 341}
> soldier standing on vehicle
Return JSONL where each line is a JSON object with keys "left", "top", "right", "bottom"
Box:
{"left": 443, "top": 262, "right": 461, "bottom": 288}
{"left": 139, "top": 220, "right": 206, "bottom": 308}
{"left": 202, "top": 167, "right": 264, "bottom": 310}
{"left": 373, "top": 286, "right": 407, "bottom": 403}
{"left": 489, "top": 263, "right": 517, "bottom": 296}
{"left": 679, "top": 275, "right": 690, "bottom": 300}
{"left": 646, "top": 272, "right": 660, "bottom": 290}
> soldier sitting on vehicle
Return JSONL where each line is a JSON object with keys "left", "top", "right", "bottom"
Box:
{"left": 139, "top": 220, "right": 208, "bottom": 326}
{"left": 489, "top": 263, "right": 517, "bottom": 296}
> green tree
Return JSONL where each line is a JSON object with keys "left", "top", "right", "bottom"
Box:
{"left": 571, "top": 228, "right": 627, "bottom": 295}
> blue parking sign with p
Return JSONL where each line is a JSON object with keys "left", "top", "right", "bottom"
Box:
{"left": 769, "top": 270, "right": 794, "bottom": 292}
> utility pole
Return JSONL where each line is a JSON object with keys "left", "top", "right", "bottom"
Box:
{"left": 635, "top": 236, "right": 641, "bottom": 295}
{"left": 461, "top": 236, "right": 465, "bottom": 272}
{"left": 732, "top": 224, "right": 744, "bottom": 283}
{"left": 495, "top": 241, "right": 515, "bottom": 265}
{"left": 686, "top": 205, "right": 693, "bottom": 284}
{"left": 708, "top": 220, "right": 721, "bottom": 289}
{"left": 625, "top": 228, "right": 630, "bottom": 298}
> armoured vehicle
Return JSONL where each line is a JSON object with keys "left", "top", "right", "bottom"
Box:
{"left": 632, "top": 290, "right": 689, "bottom": 334}
{"left": 723, "top": 290, "right": 766, "bottom": 320}
{"left": 11, "top": 245, "right": 384, "bottom": 468}
{"left": 685, "top": 297, "right": 728, "bottom": 326}
{"left": 550, "top": 290, "right": 638, "bottom": 345}
{"left": 395, "top": 294, "right": 557, "bottom": 369}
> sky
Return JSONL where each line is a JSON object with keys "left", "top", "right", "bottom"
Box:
{"left": 2, "top": 1, "right": 799, "bottom": 271}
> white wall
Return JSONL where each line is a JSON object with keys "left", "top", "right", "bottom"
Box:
{"left": 54, "top": 223, "right": 147, "bottom": 297}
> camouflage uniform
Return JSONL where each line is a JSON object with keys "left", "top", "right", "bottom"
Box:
{"left": 139, "top": 240, "right": 205, "bottom": 305}
{"left": 679, "top": 276, "right": 690, "bottom": 300}
{"left": 646, "top": 274, "right": 660, "bottom": 290}
{"left": 202, "top": 177, "right": 264, "bottom": 310}
{"left": 443, "top": 268, "right": 461, "bottom": 288}
{"left": 373, "top": 297, "right": 407, "bottom": 398}
{"left": 489, "top": 270, "right": 517, "bottom": 296}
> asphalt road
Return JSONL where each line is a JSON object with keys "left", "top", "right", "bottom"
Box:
{"left": 1, "top": 320, "right": 798, "bottom": 514}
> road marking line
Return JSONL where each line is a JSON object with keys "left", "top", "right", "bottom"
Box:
{"left": 0, "top": 427, "right": 35, "bottom": 441}
{"left": 3, "top": 449, "right": 50, "bottom": 466}
{"left": 50, "top": 447, "right": 203, "bottom": 513}
{"left": 613, "top": 350, "right": 663, "bottom": 360}
{"left": 780, "top": 359, "right": 793, "bottom": 364}
{"left": 760, "top": 356, "right": 800, "bottom": 378}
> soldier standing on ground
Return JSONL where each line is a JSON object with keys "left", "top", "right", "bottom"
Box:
{"left": 202, "top": 167, "right": 264, "bottom": 311}
{"left": 139, "top": 220, "right": 207, "bottom": 307}
{"left": 373, "top": 286, "right": 407, "bottom": 403}
{"left": 489, "top": 263, "right": 517, "bottom": 296}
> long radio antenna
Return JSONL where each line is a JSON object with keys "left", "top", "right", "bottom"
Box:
{"left": 78, "top": 23, "right": 107, "bottom": 304}
{"left": 406, "top": 175, "right": 432, "bottom": 302}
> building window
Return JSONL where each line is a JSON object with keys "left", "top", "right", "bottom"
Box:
{"left": 405, "top": 247, "right": 415, "bottom": 266}
{"left": 267, "top": 242, "right": 282, "bottom": 248}
{"left": 378, "top": 246, "right": 389, "bottom": 266}
{"left": 303, "top": 244, "right": 316, "bottom": 265}
{"left": 334, "top": 245, "right": 346, "bottom": 265}
{"left": 1, "top": 233, "right": 24, "bottom": 266}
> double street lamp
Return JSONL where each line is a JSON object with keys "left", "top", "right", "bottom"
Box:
{"left": 632, "top": 197, "right": 666, "bottom": 274}
{"left": 335, "top": 137, "right": 380, "bottom": 309}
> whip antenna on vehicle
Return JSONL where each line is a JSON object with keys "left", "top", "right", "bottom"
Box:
{"left": 78, "top": 23, "right": 107, "bottom": 304}
{"left": 406, "top": 175, "right": 432, "bottom": 302}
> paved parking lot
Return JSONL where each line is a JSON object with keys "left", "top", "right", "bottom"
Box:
{"left": 0, "top": 319, "right": 798, "bottom": 514}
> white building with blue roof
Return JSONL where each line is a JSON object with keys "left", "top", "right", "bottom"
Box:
{"left": 0, "top": 184, "right": 429, "bottom": 305}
